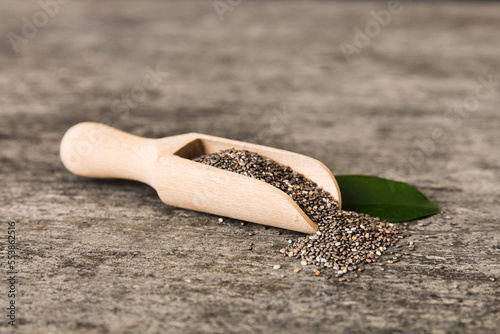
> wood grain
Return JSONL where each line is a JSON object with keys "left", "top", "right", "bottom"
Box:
{"left": 0, "top": 1, "right": 499, "bottom": 333}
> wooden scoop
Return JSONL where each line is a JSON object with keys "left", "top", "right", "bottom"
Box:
{"left": 60, "top": 122, "right": 341, "bottom": 233}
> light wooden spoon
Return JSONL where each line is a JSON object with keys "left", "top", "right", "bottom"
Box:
{"left": 60, "top": 122, "right": 341, "bottom": 233}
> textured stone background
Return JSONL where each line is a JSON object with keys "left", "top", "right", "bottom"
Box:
{"left": 0, "top": 1, "right": 499, "bottom": 333}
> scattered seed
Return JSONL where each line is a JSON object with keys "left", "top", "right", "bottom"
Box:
{"left": 294, "top": 268, "right": 301, "bottom": 273}
{"left": 218, "top": 218, "right": 224, "bottom": 223}
{"left": 194, "top": 149, "right": 403, "bottom": 276}
{"left": 273, "top": 265, "right": 281, "bottom": 270}
{"left": 315, "top": 270, "right": 321, "bottom": 276}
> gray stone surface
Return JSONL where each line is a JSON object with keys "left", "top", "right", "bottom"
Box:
{"left": 0, "top": 1, "right": 499, "bottom": 333}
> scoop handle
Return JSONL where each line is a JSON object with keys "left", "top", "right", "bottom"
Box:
{"left": 60, "top": 122, "right": 158, "bottom": 186}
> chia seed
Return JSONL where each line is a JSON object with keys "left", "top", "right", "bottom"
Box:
{"left": 194, "top": 149, "right": 403, "bottom": 275}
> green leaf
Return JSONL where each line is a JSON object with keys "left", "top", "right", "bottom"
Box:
{"left": 335, "top": 175, "right": 440, "bottom": 222}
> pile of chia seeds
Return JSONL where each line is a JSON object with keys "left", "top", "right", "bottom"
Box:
{"left": 194, "top": 149, "right": 404, "bottom": 276}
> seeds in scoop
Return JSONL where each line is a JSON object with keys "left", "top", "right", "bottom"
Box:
{"left": 194, "top": 149, "right": 402, "bottom": 274}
